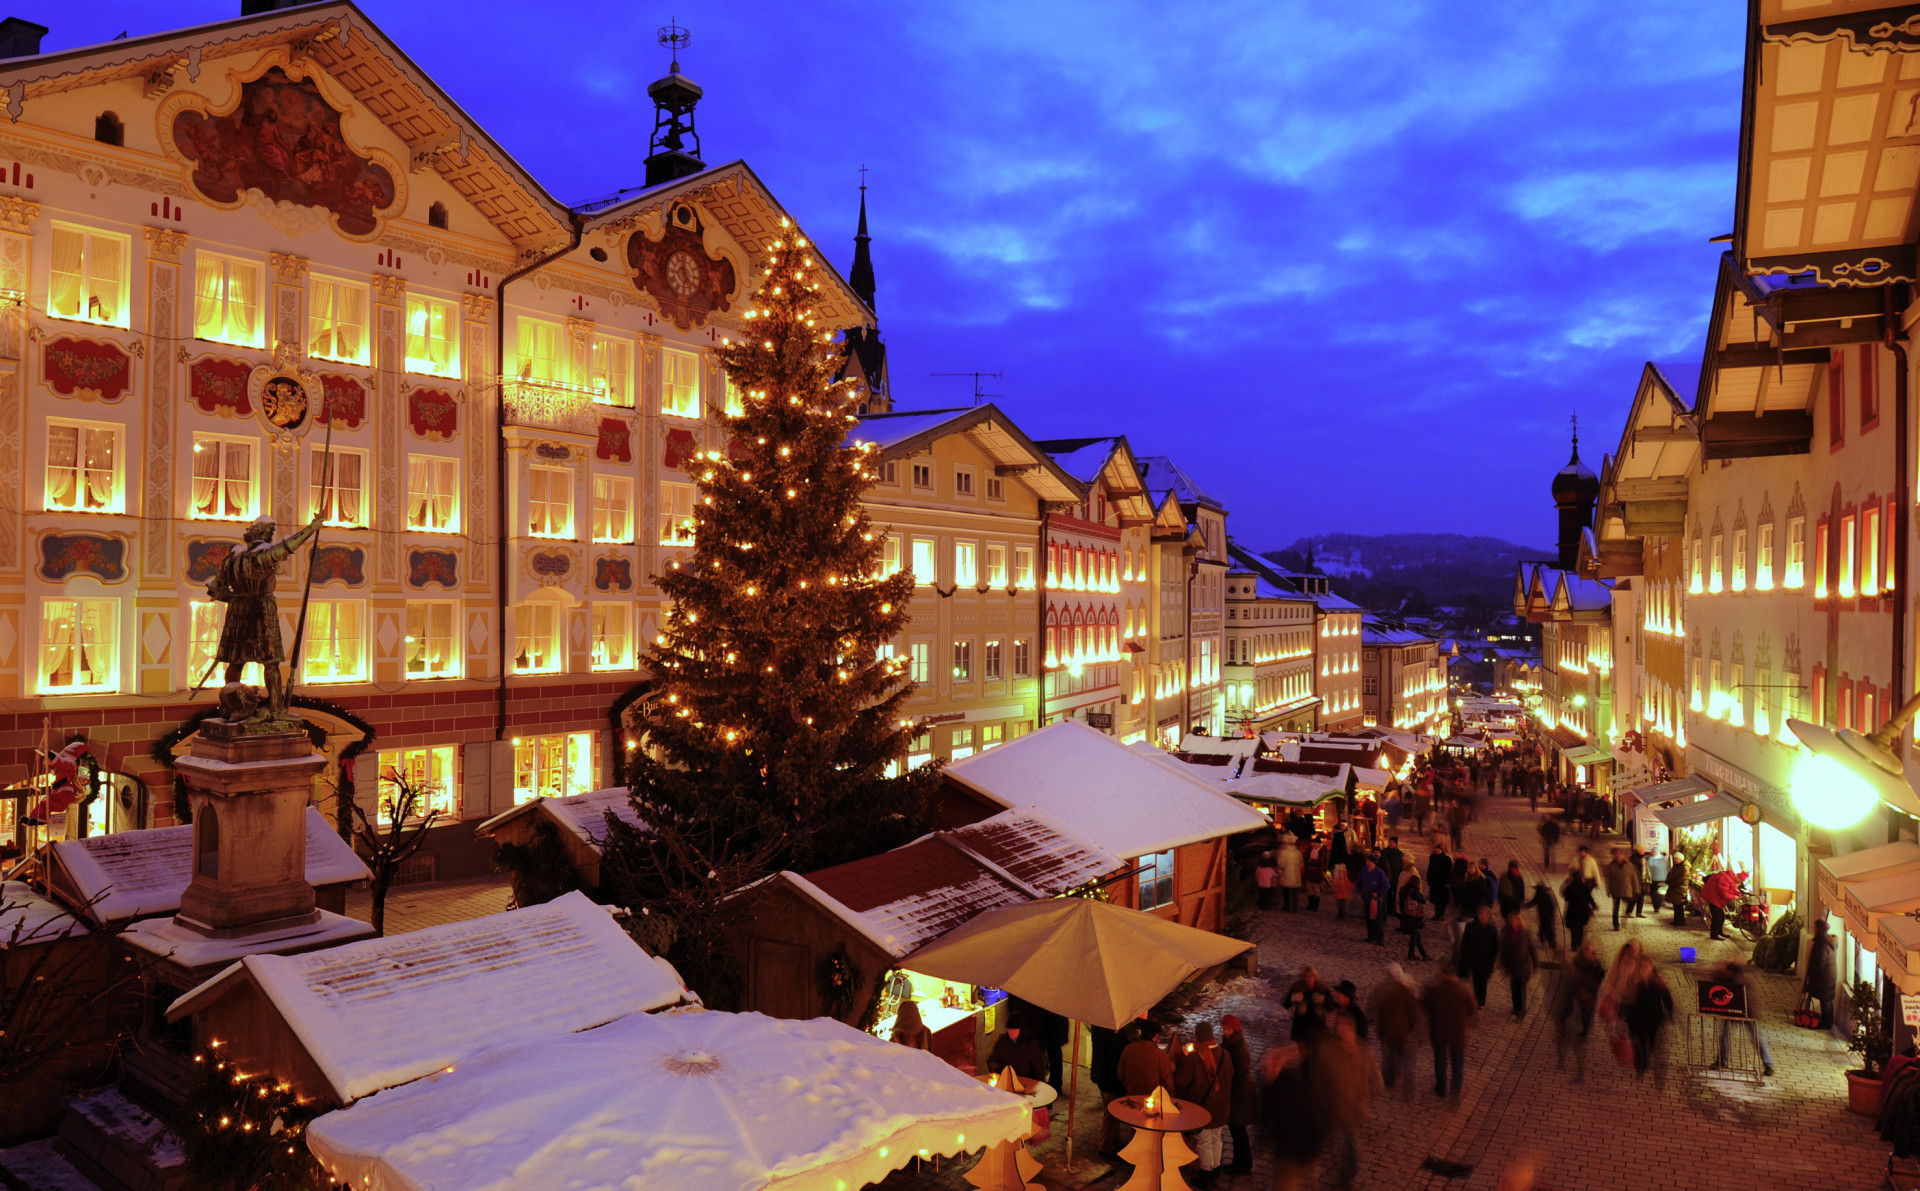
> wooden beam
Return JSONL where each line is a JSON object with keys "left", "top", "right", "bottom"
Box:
{"left": 1629, "top": 426, "right": 1697, "bottom": 443}
{"left": 1701, "top": 410, "right": 1813, "bottom": 459}
{"left": 1780, "top": 322, "right": 1886, "bottom": 349}
{"left": 1613, "top": 477, "right": 1689, "bottom": 501}
{"left": 1777, "top": 287, "right": 1887, "bottom": 324}
{"left": 1714, "top": 345, "right": 1832, "bottom": 370}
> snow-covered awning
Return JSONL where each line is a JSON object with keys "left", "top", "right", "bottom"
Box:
{"left": 473, "top": 786, "right": 645, "bottom": 847}
{"left": 305, "top": 1009, "right": 1032, "bottom": 1191}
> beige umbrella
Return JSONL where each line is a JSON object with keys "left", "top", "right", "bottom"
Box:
{"left": 902, "top": 897, "right": 1251, "bottom": 1166}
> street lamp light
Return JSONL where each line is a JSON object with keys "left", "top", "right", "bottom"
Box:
{"left": 1786, "top": 690, "right": 1920, "bottom": 828}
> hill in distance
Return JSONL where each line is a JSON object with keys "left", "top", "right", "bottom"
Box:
{"left": 1263, "top": 532, "right": 1551, "bottom": 620}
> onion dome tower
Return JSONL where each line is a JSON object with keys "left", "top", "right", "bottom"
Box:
{"left": 644, "top": 23, "right": 706, "bottom": 187}
{"left": 1552, "top": 416, "right": 1601, "bottom": 570}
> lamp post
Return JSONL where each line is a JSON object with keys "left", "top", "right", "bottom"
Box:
{"left": 1786, "top": 690, "right": 1920, "bottom": 829}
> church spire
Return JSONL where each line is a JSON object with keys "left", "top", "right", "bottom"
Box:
{"left": 850, "top": 167, "right": 876, "bottom": 313}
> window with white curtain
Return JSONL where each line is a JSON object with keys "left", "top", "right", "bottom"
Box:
{"left": 590, "top": 333, "right": 632, "bottom": 406}
{"left": 45, "top": 419, "right": 119, "bottom": 513}
{"left": 514, "top": 603, "right": 562, "bottom": 673}
{"left": 193, "top": 252, "right": 262, "bottom": 347}
{"left": 516, "top": 317, "right": 564, "bottom": 383}
{"left": 40, "top": 598, "right": 117, "bottom": 694}
{"left": 405, "top": 295, "right": 459, "bottom": 377}
{"left": 190, "top": 434, "right": 257, "bottom": 521}
{"left": 311, "top": 445, "right": 367, "bottom": 527}
{"left": 659, "top": 480, "right": 696, "bottom": 545}
{"left": 591, "top": 602, "right": 633, "bottom": 671}
{"left": 405, "top": 455, "right": 458, "bottom": 532}
{"left": 528, "top": 466, "right": 572, "bottom": 537}
{"left": 404, "top": 600, "right": 459, "bottom": 678}
{"left": 723, "top": 374, "right": 745, "bottom": 416}
{"left": 661, "top": 348, "right": 700, "bottom": 418}
{"left": 303, "top": 601, "right": 366, "bottom": 683}
{"left": 188, "top": 601, "right": 261, "bottom": 687}
{"left": 592, "top": 475, "right": 633, "bottom": 543}
{"left": 308, "top": 276, "right": 368, "bottom": 363}
{"left": 48, "top": 225, "right": 127, "bottom": 328}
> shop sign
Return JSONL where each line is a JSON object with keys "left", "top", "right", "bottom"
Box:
{"left": 1085, "top": 712, "right": 1114, "bottom": 730}
{"left": 1696, "top": 976, "right": 1749, "bottom": 1019}
{"left": 1904, "top": 996, "right": 1920, "bottom": 1028}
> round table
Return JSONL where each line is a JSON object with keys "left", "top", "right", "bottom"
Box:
{"left": 966, "top": 1077, "right": 1055, "bottom": 1191}
{"left": 1107, "top": 1095, "right": 1211, "bottom": 1191}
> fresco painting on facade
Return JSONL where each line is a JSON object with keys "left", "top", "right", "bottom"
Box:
{"left": 593, "top": 556, "right": 633, "bottom": 593}
{"left": 595, "top": 417, "right": 632, "bottom": 463}
{"left": 407, "top": 549, "right": 458, "bottom": 590}
{"left": 189, "top": 357, "right": 254, "bottom": 417}
{"left": 626, "top": 214, "right": 736, "bottom": 330}
{"left": 308, "top": 544, "right": 364, "bottom": 587}
{"left": 661, "top": 425, "right": 699, "bottom": 471}
{"left": 40, "top": 335, "right": 131, "bottom": 403}
{"left": 184, "top": 539, "right": 240, "bottom": 585}
{"left": 168, "top": 65, "right": 398, "bottom": 238}
{"left": 405, "top": 387, "right": 457, "bottom": 440}
{"left": 316, "top": 374, "right": 365, "bottom": 429}
{"left": 35, "top": 532, "right": 126, "bottom": 583}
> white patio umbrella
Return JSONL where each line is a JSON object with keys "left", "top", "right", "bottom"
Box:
{"left": 902, "top": 897, "right": 1252, "bottom": 1166}
{"left": 305, "top": 1009, "right": 1031, "bottom": 1191}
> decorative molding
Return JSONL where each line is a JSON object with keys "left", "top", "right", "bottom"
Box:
{"left": 0, "top": 131, "right": 191, "bottom": 199}
{"left": 0, "top": 195, "right": 39, "bottom": 235}
{"left": 0, "top": 371, "right": 19, "bottom": 573}
{"left": 592, "top": 555, "right": 633, "bottom": 593}
{"left": 142, "top": 226, "right": 188, "bottom": 263}
{"left": 308, "top": 544, "right": 366, "bottom": 587}
{"left": 143, "top": 260, "right": 176, "bottom": 580}
{"left": 184, "top": 537, "right": 239, "bottom": 584}
{"left": 406, "top": 386, "right": 459, "bottom": 440}
{"left": 41, "top": 335, "right": 133, "bottom": 403}
{"left": 269, "top": 252, "right": 310, "bottom": 283}
{"left": 370, "top": 274, "right": 407, "bottom": 304}
{"left": 381, "top": 229, "right": 512, "bottom": 276}
{"left": 460, "top": 293, "right": 496, "bottom": 321}
{"left": 376, "top": 302, "right": 399, "bottom": 585}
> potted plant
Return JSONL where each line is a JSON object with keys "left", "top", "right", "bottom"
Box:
{"left": 1846, "top": 979, "right": 1893, "bottom": 1116}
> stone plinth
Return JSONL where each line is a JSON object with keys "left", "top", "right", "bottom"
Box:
{"left": 174, "top": 720, "right": 328, "bottom": 938}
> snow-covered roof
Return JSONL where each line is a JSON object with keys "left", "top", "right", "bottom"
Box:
{"left": 168, "top": 891, "right": 684, "bottom": 1105}
{"left": 947, "top": 721, "right": 1265, "bottom": 858}
{"left": 305, "top": 1009, "right": 1031, "bottom": 1191}
{"left": 790, "top": 809, "right": 1118, "bottom": 958}
{"left": 1129, "top": 741, "right": 1230, "bottom": 782}
{"left": 1044, "top": 437, "right": 1122, "bottom": 483}
{"left": 48, "top": 808, "right": 369, "bottom": 923}
{"left": 1221, "top": 771, "right": 1347, "bottom": 807}
{"left": 1362, "top": 619, "right": 1434, "bottom": 647}
{"left": 1179, "top": 734, "right": 1261, "bottom": 758}
{"left": 1134, "top": 454, "right": 1222, "bottom": 511}
{"left": 473, "top": 787, "right": 645, "bottom": 846}
{"left": 0, "top": 880, "right": 88, "bottom": 946}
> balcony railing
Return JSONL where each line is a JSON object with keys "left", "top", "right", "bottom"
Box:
{"left": 501, "top": 378, "right": 632, "bottom": 434}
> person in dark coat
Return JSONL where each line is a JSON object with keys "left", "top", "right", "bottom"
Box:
{"left": 1220, "top": 1015, "right": 1257, "bottom": 1174}
{"left": 1561, "top": 872, "right": 1597, "bottom": 950}
{"left": 1498, "top": 911, "right": 1539, "bottom": 1017}
{"left": 1497, "top": 860, "right": 1527, "bottom": 919}
{"left": 1091, "top": 1022, "right": 1131, "bottom": 1158}
{"left": 1528, "top": 880, "right": 1559, "bottom": 950}
{"left": 1379, "top": 836, "right": 1405, "bottom": 885}
{"left": 1368, "top": 964, "right": 1422, "bottom": 1092}
{"left": 1550, "top": 940, "right": 1606, "bottom": 1081}
{"left": 1455, "top": 859, "right": 1491, "bottom": 919}
{"left": 1359, "top": 856, "right": 1392, "bottom": 945}
{"left": 1624, "top": 956, "right": 1675, "bottom": 1083}
{"left": 1261, "top": 1040, "right": 1324, "bottom": 1191}
{"left": 1285, "top": 967, "right": 1334, "bottom": 1042}
{"left": 1173, "top": 1022, "right": 1234, "bottom": 1186}
{"left": 1117, "top": 1022, "right": 1175, "bottom": 1095}
{"left": 1331, "top": 978, "right": 1369, "bottom": 1040}
{"left": 987, "top": 1012, "right": 1048, "bottom": 1082}
{"left": 1457, "top": 904, "right": 1500, "bottom": 1006}
{"left": 1805, "top": 918, "right": 1838, "bottom": 1030}
{"left": 1668, "top": 852, "right": 1691, "bottom": 926}
{"left": 1426, "top": 844, "right": 1453, "bottom": 921}
{"left": 1422, "top": 969, "right": 1478, "bottom": 1100}
{"left": 1399, "top": 871, "right": 1433, "bottom": 960}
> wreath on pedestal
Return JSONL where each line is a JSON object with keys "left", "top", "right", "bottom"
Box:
{"left": 817, "top": 945, "right": 862, "bottom": 1021}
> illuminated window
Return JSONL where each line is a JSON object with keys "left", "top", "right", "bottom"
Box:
{"left": 910, "top": 641, "right": 930, "bottom": 683}
{"left": 188, "top": 602, "right": 262, "bottom": 688}
{"left": 985, "top": 639, "right": 1003, "bottom": 680}
{"left": 590, "top": 475, "right": 634, "bottom": 543}
{"left": 528, "top": 465, "right": 573, "bottom": 537}
{"left": 950, "top": 727, "right": 974, "bottom": 761}
{"left": 1756, "top": 523, "right": 1774, "bottom": 590}
{"left": 1689, "top": 536, "right": 1703, "bottom": 593}
{"left": 659, "top": 480, "right": 696, "bottom": 545}
{"left": 1839, "top": 515, "right": 1856, "bottom": 598}
{"left": 955, "top": 541, "right": 977, "bottom": 587}
{"left": 661, "top": 348, "right": 700, "bottom": 418}
{"left": 512, "top": 731, "right": 593, "bottom": 805}
{"left": 515, "top": 317, "right": 564, "bottom": 383}
{"left": 302, "top": 600, "right": 366, "bottom": 684}
{"left": 193, "top": 252, "right": 262, "bottom": 347}
{"left": 1864, "top": 506, "right": 1881, "bottom": 596}
{"left": 953, "top": 639, "right": 972, "bottom": 681}
{"left": 879, "top": 534, "right": 901, "bottom": 577}
{"left": 1786, "top": 517, "right": 1806, "bottom": 588}
{"left": 1014, "top": 546, "right": 1034, "bottom": 588}
{"left": 911, "top": 537, "right": 936, "bottom": 586}
{"left": 377, "top": 745, "right": 457, "bottom": 824}
{"left": 591, "top": 602, "right": 633, "bottom": 671}
{"left": 39, "top": 598, "right": 117, "bottom": 694}
{"left": 723, "top": 374, "right": 744, "bottom": 417}
{"left": 1014, "top": 638, "right": 1031, "bottom": 677}
{"left": 1137, "top": 848, "right": 1176, "bottom": 911}
{"left": 190, "top": 434, "right": 257, "bottom": 521}
{"left": 589, "top": 333, "right": 632, "bottom": 406}
{"left": 513, "top": 602, "right": 562, "bottom": 673}
{"left": 310, "top": 445, "right": 366, "bottom": 527}
{"left": 405, "top": 295, "right": 459, "bottom": 377}
{"left": 982, "top": 724, "right": 1005, "bottom": 749}
{"left": 1861, "top": 344, "right": 1880, "bottom": 428}
{"left": 1729, "top": 662, "right": 1745, "bottom": 727}
{"left": 1814, "top": 520, "right": 1829, "bottom": 599}
{"left": 45, "top": 419, "right": 119, "bottom": 513}
{"left": 49, "top": 225, "right": 127, "bottom": 328}
{"left": 308, "top": 276, "right": 367, "bottom": 363}
{"left": 404, "top": 455, "right": 458, "bottom": 533}
{"left": 404, "top": 600, "right": 459, "bottom": 678}
{"left": 1709, "top": 534, "right": 1723, "bottom": 593}
{"left": 986, "top": 545, "right": 1007, "bottom": 587}
{"left": 1731, "top": 528, "right": 1746, "bottom": 591}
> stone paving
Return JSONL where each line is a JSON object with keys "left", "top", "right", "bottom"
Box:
{"left": 883, "top": 794, "right": 1891, "bottom": 1191}
{"left": 342, "top": 872, "right": 513, "bottom": 934}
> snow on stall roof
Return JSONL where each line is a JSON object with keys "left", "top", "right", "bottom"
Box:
{"left": 0, "top": 881, "right": 88, "bottom": 946}
{"left": 49, "top": 808, "right": 369, "bottom": 922}
{"left": 948, "top": 721, "right": 1265, "bottom": 859}
{"left": 1222, "top": 771, "right": 1346, "bottom": 808}
{"left": 305, "top": 1009, "right": 1031, "bottom": 1191}
{"left": 168, "top": 891, "right": 682, "bottom": 1104}
{"left": 473, "top": 787, "right": 645, "bottom": 847}
{"left": 1129, "top": 740, "right": 1230, "bottom": 783}
{"left": 803, "top": 838, "right": 1027, "bottom": 959}
{"left": 1180, "top": 734, "right": 1261, "bottom": 757}
{"left": 940, "top": 807, "right": 1116, "bottom": 895}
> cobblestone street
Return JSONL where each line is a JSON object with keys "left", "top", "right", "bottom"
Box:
{"left": 886, "top": 794, "right": 1888, "bottom": 1191}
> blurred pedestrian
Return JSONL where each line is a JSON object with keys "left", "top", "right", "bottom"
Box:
{"left": 1604, "top": 847, "right": 1639, "bottom": 930}
{"left": 1708, "top": 959, "right": 1774, "bottom": 1077}
{"left": 1550, "top": 939, "right": 1605, "bottom": 1082}
{"left": 1331, "top": 861, "right": 1355, "bottom": 921}
{"left": 1260, "top": 1040, "right": 1324, "bottom": 1191}
{"left": 1426, "top": 843, "right": 1454, "bottom": 922}
{"left": 1538, "top": 815, "right": 1561, "bottom": 871}
{"left": 1255, "top": 851, "right": 1279, "bottom": 911}
{"left": 1561, "top": 871, "right": 1597, "bottom": 950}
{"left": 1647, "top": 848, "right": 1670, "bottom": 913}
{"left": 1498, "top": 860, "right": 1527, "bottom": 918}
{"left": 1277, "top": 837, "right": 1303, "bottom": 912}
{"left": 1528, "top": 880, "right": 1559, "bottom": 951}
{"left": 1458, "top": 904, "right": 1500, "bottom": 1007}
{"left": 1305, "top": 837, "right": 1328, "bottom": 912}
{"left": 1572, "top": 845, "right": 1600, "bottom": 890}
{"left": 1624, "top": 956, "right": 1674, "bottom": 1084}
{"left": 1499, "top": 911, "right": 1539, "bottom": 1018}
{"left": 1380, "top": 835, "right": 1406, "bottom": 886}
{"left": 1287, "top": 967, "right": 1333, "bottom": 1043}
{"left": 1399, "top": 870, "right": 1433, "bottom": 960}
{"left": 1174, "top": 1021, "right": 1233, "bottom": 1188}
{"left": 890, "top": 999, "right": 933, "bottom": 1050}
{"left": 1369, "top": 963, "right": 1422, "bottom": 1094}
{"left": 1361, "top": 855, "right": 1392, "bottom": 945}
{"left": 1422, "top": 968, "right": 1478, "bottom": 1101}
{"left": 1311, "top": 1013, "right": 1379, "bottom": 1190}
{"left": 1332, "top": 978, "right": 1369, "bottom": 1040}
{"left": 1220, "top": 1016, "right": 1256, "bottom": 1174}
{"left": 1805, "top": 919, "right": 1838, "bottom": 1030}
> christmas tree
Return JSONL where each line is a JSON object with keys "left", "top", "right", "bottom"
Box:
{"left": 607, "top": 219, "right": 935, "bottom": 1003}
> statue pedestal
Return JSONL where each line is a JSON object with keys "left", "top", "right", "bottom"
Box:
{"left": 174, "top": 718, "right": 328, "bottom": 938}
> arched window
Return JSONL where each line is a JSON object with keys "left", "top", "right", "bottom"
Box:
{"left": 196, "top": 804, "right": 220, "bottom": 879}
{"left": 428, "top": 201, "right": 448, "bottom": 230}
{"left": 94, "top": 112, "right": 123, "bottom": 147}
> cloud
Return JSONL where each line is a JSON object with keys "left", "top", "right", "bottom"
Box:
{"left": 1509, "top": 166, "right": 1730, "bottom": 252}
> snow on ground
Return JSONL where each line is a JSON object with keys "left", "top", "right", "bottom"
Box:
{"left": 306, "top": 1009, "right": 1033, "bottom": 1191}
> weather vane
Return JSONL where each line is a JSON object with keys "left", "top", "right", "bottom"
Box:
{"left": 658, "top": 19, "right": 691, "bottom": 71}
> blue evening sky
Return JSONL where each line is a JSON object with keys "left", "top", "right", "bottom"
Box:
{"left": 48, "top": 1, "right": 1743, "bottom": 551}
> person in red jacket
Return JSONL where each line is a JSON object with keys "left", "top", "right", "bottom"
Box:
{"left": 1701, "top": 869, "right": 1742, "bottom": 941}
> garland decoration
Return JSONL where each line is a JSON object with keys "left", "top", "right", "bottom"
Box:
{"left": 178, "top": 1045, "right": 321, "bottom": 1191}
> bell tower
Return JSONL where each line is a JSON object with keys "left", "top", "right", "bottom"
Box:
{"left": 1551, "top": 415, "right": 1601, "bottom": 571}
{"left": 644, "top": 23, "right": 706, "bottom": 187}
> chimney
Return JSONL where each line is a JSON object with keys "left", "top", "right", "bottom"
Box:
{"left": 0, "top": 16, "right": 47, "bottom": 58}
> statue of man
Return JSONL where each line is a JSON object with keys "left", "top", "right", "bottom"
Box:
{"left": 206, "top": 512, "right": 320, "bottom": 721}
